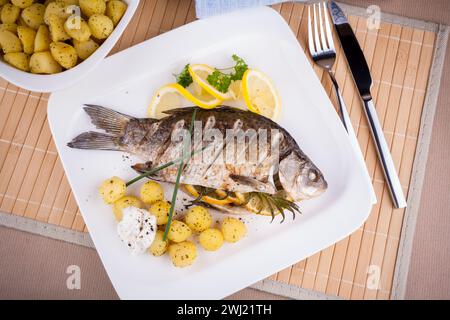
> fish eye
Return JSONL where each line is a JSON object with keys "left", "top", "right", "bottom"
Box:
{"left": 308, "top": 169, "right": 318, "bottom": 182}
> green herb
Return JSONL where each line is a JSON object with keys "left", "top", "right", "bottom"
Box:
{"left": 163, "top": 109, "right": 197, "bottom": 241}
{"left": 174, "top": 64, "right": 193, "bottom": 88}
{"left": 206, "top": 54, "right": 248, "bottom": 93}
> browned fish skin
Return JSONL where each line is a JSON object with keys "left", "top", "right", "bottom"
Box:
{"left": 68, "top": 105, "right": 327, "bottom": 200}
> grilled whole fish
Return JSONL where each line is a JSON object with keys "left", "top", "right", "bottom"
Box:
{"left": 68, "top": 105, "right": 327, "bottom": 201}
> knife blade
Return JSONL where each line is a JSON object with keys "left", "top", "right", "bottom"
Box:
{"left": 329, "top": 1, "right": 407, "bottom": 209}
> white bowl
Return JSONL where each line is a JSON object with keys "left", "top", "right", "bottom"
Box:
{"left": 0, "top": 0, "right": 140, "bottom": 93}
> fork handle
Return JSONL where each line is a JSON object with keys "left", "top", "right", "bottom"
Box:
{"left": 329, "top": 71, "right": 377, "bottom": 204}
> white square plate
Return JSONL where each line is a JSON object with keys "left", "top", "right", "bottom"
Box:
{"left": 48, "top": 7, "right": 373, "bottom": 299}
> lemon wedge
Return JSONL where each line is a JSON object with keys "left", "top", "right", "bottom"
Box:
{"left": 148, "top": 83, "right": 222, "bottom": 118}
{"left": 188, "top": 64, "right": 233, "bottom": 101}
{"left": 242, "top": 69, "right": 281, "bottom": 120}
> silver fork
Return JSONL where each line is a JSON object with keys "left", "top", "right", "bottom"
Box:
{"left": 307, "top": 2, "right": 377, "bottom": 203}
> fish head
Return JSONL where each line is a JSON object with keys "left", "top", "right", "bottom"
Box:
{"left": 278, "top": 152, "right": 327, "bottom": 201}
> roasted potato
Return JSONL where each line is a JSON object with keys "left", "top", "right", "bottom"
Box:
{"left": 106, "top": 0, "right": 126, "bottom": 26}
{"left": 184, "top": 206, "right": 212, "bottom": 233}
{"left": 73, "top": 38, "right": 98, "bottom": 60}
{"left": 167, "top": 220, "right": 192, "bottom": 243}
{"left": 88, "top": 13, "right": 113, "bottom": 39}
{"left": 0, "top": 23, "right": 18, "bottom": 34}
{"left": 60, "top": 0, "right": 79, "bottom": 6}
{"left": 4, "top": 52, "right": 29, "bottom": 71}
{"left": 112, "top": 196, "right": 143, "bottom": 221}
{"left": 29, "top": 51, "right": 62, "bottom": 74}
{"left": 0, "top": 30, "right": 22, "bottom": 53}
{"left": 140, "top": 180, "right": 164, "bottom": 204}
{"left": 44, "top": 1, "right": 69, "bottom": 25}
{"left": 199, "top": 228, "right": 224, "bottom": 251}
{"left": 149, "top": 230, "right": 168, "bottom": 256}
{"left": 79, "top": 0, "right": 105, "bottom": 17}
{"left": 47, "top": 14, "right": 70, "bottom": 41}
{"left": 64, "top": 16, "right": 90, "bottom": 41}
{"left": 168, "top": 241, "right": 197, "bottom": 267}
{"left": 21, "top": 3, "right": 45, "bottom": 29}
{"left": 1, "top": 4, "right": 21, "bottom": 24}
{"left": 221, "top": 217, "right": 247, "bottom": 243}
{"left": 17, "top": 26, "right": 36, "bottom": 54}
{"left": 34, "top": 24, "right": 50, "bottom": 52}
{"left": 50, "top": 41, "right": 77, "bottom": 69}
{"left": 149, "top": 200, "right": 170, "bottom": 226}
{"left": 11, "top": 0, "right": 35, "bottom": 9}
{"left": 98, "top": 176, "right": 126, "bottom": 204}
{"left": 0, "top": 0, "right": 10, "bottom": 7}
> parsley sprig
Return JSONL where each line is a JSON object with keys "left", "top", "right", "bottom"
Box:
{"left": 174, "top": 64, "right": 193, "bottom": 88}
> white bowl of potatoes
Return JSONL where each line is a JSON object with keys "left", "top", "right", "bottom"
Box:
{"left": 0, "top": 0, "right": 139, "bottom": 92}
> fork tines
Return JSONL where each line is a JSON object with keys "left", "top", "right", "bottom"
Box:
{"left": 308, "top": 2, "right": 335, "bottom": 56}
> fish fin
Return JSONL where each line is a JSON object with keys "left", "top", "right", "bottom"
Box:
{"left": 161, "top": 106, "right": 200, "bottom": 116}
{"left": 131, "top": 162, "right": 153, "bottom": 173}
{"left": 229, "top": 174, "right": 276, "bottom": 194}
{"left": 83, "top": 104, "right": 133, "bottom": 135}
{"left": 67, "top": 131, "right": 125, "bottom": 151}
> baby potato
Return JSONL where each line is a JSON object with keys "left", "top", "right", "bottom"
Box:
{"left": 79, "top": 0, "right": 105, "bottom": 17}
{"left": 44, "top": 1, "right": 69, "bottom": 25}
{"left": 184, "top": 206, "right": 212, "bottom": 232}
{"left": 64, "top": 16, "right": 90, "bottom": 41}
{"left": 88, "top": 14, "right": 113, "bottom": 39}
{"left": 11, "top": 0, "right": 35, "bottom": 9}
{"left": 106, "top": 0, "right": 127, "bottom": 26}
{"left": 60, "top": 0, "right": 79, "bottom": 6}
{"left": 0, "top": 30, "right": 22, "bottom": 53}
{"left": 21, "top": 3, "right": 45, "bottom": 29}
{"left": 73, "top": 38, "right": 98, "bottom": 60}
{"left": 1, "top": 4, "right": 21, "bottom": 24}
{"left": 4, "top": 52, "right": 30, "bottom": 72}
{"left": 50, "top": 41, "right": 77, "bottom": 69}
{"left": 167, "top": 220, "right": 192, "bottom": 243}
{"left": 168, "top": 241, "right": 197, "bottom": 268}
{"left": 0, "top": 0, "right": 9, "bottom": 6}
{"left": 112, "top": 196, "right": 143, "bottom": 221}
{"left": 0, "top": 23, "right": 18, "bottom": 34}
{"left": 98, "top": 176, "right": 126, "bottom": 204}
{"left": 29, "top": 51, "right": 62, "bottom": 74}
{"left": 47, "top": 14, "right": 70, "bottom": 42}
{"left": 149, "top": 230, "right": 168, "bottom": 256}
{"left": 149, "top": 200, "right": 170, "bottom": 225}
{"left": 17, "top": 26, "right": 36, "bottom": 54}
{"left": 140, "top": 180, "right": 164, "bottom": 204}
{"left": 34, "top": 24, "right": 50, "bottom": 52}
{"left": 199, "top": 228, "right": 224, "bottom": 251}
{"left": 221, "top": 217, "right": 247, "bottom": 243}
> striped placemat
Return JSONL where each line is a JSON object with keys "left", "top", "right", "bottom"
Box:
{"left": 0, "top": 1, "right": 447, "bottom": 300}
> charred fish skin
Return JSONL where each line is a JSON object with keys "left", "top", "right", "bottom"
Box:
{"left": 68, "top": 105, "right": 327, "bottom": 200}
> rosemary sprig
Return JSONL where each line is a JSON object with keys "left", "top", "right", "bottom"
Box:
{"left": 163, "top": 109, "right": 197, "bottom": 241}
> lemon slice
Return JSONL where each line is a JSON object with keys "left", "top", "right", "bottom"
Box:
{"left": 188, "top": 64, "right": 233, "bottom": 101}
{"left": 184, "top": 184, "right": 232, "bottom": 206}
{"left": 244, "top": 193, "right": 281, "bottom": 216}
{"left": 148, "top": 83, "right": 222, "bottom": 118}
{"left": 215, "top": 189, "right": 246, "bottom": 205}
{"left": 242, "top": 69, "right": 281, "bottom": 120}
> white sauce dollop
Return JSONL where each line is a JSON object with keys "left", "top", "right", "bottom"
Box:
{"left": 117, "top": 207, "right": 157, "bottom": 255}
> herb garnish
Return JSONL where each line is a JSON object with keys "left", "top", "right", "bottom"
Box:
{"left": 207, "top": 55, "right": 248, "bottom": 93}
{"left": 175, "top": 64, "right": 193, "bottom": 88}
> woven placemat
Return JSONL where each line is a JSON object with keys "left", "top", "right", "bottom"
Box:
{"left": 0, "top": 1, "right": 448, "bottom": 300}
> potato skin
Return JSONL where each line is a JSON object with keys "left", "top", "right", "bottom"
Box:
{"left": 0, "top": 23, "right": 18, "bottom": 34}
{"left": 184, "top": 206, "right": 212, "bottom": 232}
{"left": 221, "top": 217, "right": 247, "bottom": 243}
{"left": 29, "top": 51, "right": 62, "bottom": 74}
{"left": 47, "top": 14, "right": 70, "bottom": 42}
{"left": 168, "top": 241, "right": 197, "bottom": 267}
{"left": 73, "top": 38, "right": 98, "bottom": 60}
{"left": 112, "top": 196, "right": 143, "bottom": 221}
{"left": 199, "top": 228, "right": 224, "bottom": 251}
{"left": 50, "top": 41, "right": 77, "bottom": 69}
{"left": 21, "top": 3, "right": 45, "bottom": 29}
{"left": 98, "top": 176, "right": 126, "bottom": 204}
{"left": 44, "top": 1, "right": 69, "bottom": 25}
{"left": 64, "top": 16, "right": 91, "bottom": 41}
{"left": 0, "top": 30, "right": 22, "bottom": 53}
{"left": 17, "top": 26, "right": 36, "bottom": 54}
{"left": 1, "top": 4, "right": 21, "bottom": 24}
{"left": 149, "top": 230, "right": 168, "bottom": 256}
{"left": 88, "top": 13, "right": 113, "bottom": 39}
{"left": 4, "top": 52, "right": 30, "bottom": 71}
{"left": 106, "top": 0, "right": 127, "bottom": 26}
{"left": 11, "top": 0, "right": 35, "bottom": 9}
{"left": 167, "top": 220, "right": 192, "bottom": 243}
{"left": 79, "top": 0, "right": 105, "bottom": 17}
{"left": 149, "top": 200, "right": 170, "bottom": 226}
{"left": 34, "top": 24, "right": 51, "bottom": 52}
{"left": 140, "top": 180, "right": 164, "bottom": 204}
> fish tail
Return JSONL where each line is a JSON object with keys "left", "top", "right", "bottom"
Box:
{"left": 67, "top": 131, "right": 125, "bottom": 151}
{"left": 83, "top": 104, "right": 132, "bottom": 135}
